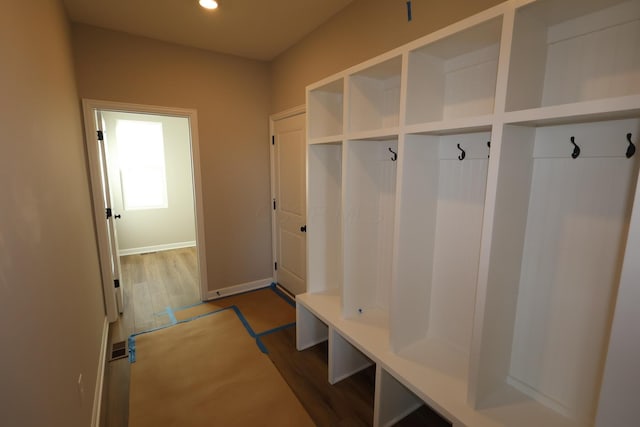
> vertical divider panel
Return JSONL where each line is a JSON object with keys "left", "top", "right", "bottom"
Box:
{"left": 328, "top": 328, "right": 374, "bottom": 385}
{"left": 503, "top": 4, "right": 549, "bottom": 112}
{"left": 374, "top": 366, "right": 426, "bottom": 427}
{"left": 296, "top": 302, "right": 329, "bottom": 351}
{"left": 491, "top": 5, "right": 516, "bottom": 116}
{"left": 596, "top": 162, "right": 640, "bottom": 426}
{"left": 468, "top": 124, "right": 536, "bottom": 406}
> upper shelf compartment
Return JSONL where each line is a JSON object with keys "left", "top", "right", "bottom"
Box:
{"left": 308, "top": 79, "right": 344, "bottom": 140}
{"left": 348, "top": 56, "right": 402, "bottom": 134}
{"left": 405, "top": 17, "right": 503, "bottom": 126}
{"left": 506, "top": 0, "right": 640, "bottom": 113}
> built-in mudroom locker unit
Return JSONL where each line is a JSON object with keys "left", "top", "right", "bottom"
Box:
{"left": 296, "top": 0, "right": 640, "bottom": 426}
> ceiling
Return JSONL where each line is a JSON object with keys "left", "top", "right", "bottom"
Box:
{"left": 62, "top": 0, "right": 354, "bottom": 61}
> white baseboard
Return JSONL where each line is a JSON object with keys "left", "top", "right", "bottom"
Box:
{"left": 118, "top": 241, "right": 196, "bottom": 256}
{"left": 205, "top": 278, "right": 273, "bottom": 300}
{"left": 91, "top": 316, "right": 109, "bottom": 427}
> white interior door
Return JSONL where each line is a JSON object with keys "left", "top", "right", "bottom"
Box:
{"left": 96, "top": 112, "right": 124, "bottom": 313}
{"left": 273, "top": 113, "right": 307, "bottom": 295}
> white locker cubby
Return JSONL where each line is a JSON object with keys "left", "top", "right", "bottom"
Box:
{"left": 391, "top": 131, "right": 491, "bottom": 381}
{"left": 308, "top": 79, "right": 344, "bottom": 140}
{"left": 348, "top": 57, "right": 402, "bottom": 134}
{"left": 506, "top": 0, "right": 640, "bottom": 112}
{"left": 343, "top": 138, "right": 398, "bottom": 322}
{"left": 406, "top": 18, "right": 502, "bottom": 125}
{"left": 469, "top": 118, "right": 640, "bottom": 424}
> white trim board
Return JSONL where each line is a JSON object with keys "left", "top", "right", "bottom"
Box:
{"left": 271, "top": 105, "right": 305, "bottom": 121}
{"left": 91, "top": 316, "right": 109, "bottom": 427}
{"left": 118, "top": 241, "right": 197, "bottom": 256}
{"left": 204, "top": 278, "right": 273, "bottom": 300}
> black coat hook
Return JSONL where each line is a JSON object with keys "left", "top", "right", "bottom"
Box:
{"left": 388, "top": 147, "right": 397, "bottom": 161}
{"left": 487, "top": 140, "right": 491, "bottom": 158}
{"left": 626, "top": 133, "right": 636, "bottom": 159}
{"left": 570, "top": 136, "right": 580, "bottom": 159}
{"left": 457, "top": 144, "right": 466, "bottom": 161}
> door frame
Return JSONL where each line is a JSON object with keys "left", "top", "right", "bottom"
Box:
{"left": 269, "top": 105, "right": 306, "bottom": 286}
{"left": 82, "top": 99, "right": 208, "bottom": 322}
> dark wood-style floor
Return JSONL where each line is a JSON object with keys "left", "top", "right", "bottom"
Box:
{"left": 262, "top": 328, "right": 451, "bottom": 427}
{"left": 101, "top": 248, "right": 450, "bottom": 426}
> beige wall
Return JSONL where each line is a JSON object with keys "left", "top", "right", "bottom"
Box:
{"left": 270, "top": 0, "right": 503, "bottom": 113}
{"left": 102, "top": 112, "right": 196, "bottom": 253}
{"left": 71, "top": 24, "right": 273, "bottom": 291}
{"left": 0, "top": 1, "right": 106, "bottom": 426}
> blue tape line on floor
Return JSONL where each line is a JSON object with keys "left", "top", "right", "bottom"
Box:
{"left": 128, "top": 336, "right": 136, "bottom": 363}
{"left": 166, "top": 306, "right": 177, "bottom": 325}
{"left": 257, "top": 322, "right": 296, "bottom": 338}
{"left": 256, "top": 336, "right": 269, "bottom": 354}
{"left": 128, "top": 306, "right": 236, "bottom": 363}
{"left": 231, "top": 305, "right": 257, "bottom": 338}
{"left": 128, "top": 293, "right": 296, "bottom": 362}
{"left": 254, "top": 322, "right": 296, "bottom": 355}
{"left": 130, "top": 322, "right": 178, "bottom": 338}
{"left": 270, "top": 283, "right": 296, "bottom": 308}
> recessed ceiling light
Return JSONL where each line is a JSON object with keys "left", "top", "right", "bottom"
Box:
{"left": 199, "top": 0, "right": 218, "bottom": 10}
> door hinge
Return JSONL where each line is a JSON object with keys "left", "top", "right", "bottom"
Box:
{"left": 271, "top": 135, "right": 275, "bottom": 145}
{"left": 274, "top": 262, "right": 278, "bottom": 271}
{"left": 106, "top": 207, "right": 112, "bottom": 219}
{"left": 273, "top": 199, "right": 276, "bottom": 210}
{"left": 300, "top": 225, "right": 307, "bottom": 233}
{"left": 114, "top": 279, "right": 120, "bottom": 289}
{"left": 97, "top": 130, "right": 104, "bottom": 141}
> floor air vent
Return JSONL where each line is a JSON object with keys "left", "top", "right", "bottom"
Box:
{"left": 109, "top": 340, "right": 128, "bottom": 361}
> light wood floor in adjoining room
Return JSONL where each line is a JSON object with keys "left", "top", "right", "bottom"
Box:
{"left": 123, "top": 247, "right": 200, "bottom": 333}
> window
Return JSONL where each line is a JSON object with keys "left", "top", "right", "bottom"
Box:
{"left": 115, "top": 120, "right": 168, "bottom": 210}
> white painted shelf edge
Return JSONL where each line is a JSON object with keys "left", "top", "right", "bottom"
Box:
{"left": 346, "top": 127, "right": 400, "bottom": 141}
{"left": 404, "top": 115, "right": 494, "bottom": 135}
{"left": 502, "top": 94, "right": 640, "bottom": 126}
{"left": 308, "top": 135, "right": 344, "bottom": 145}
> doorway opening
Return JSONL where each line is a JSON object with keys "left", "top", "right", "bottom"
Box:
{"left": 83, "top": 100, "right": 207, "bottom": 324}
